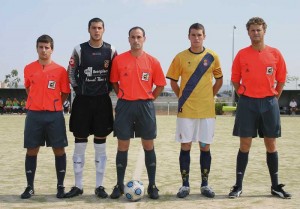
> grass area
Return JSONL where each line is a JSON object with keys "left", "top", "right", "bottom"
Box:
{"left": 0, "top": 115, "right": 299, "bottom": 209}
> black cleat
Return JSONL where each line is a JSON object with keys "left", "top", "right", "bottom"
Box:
{"left": 95, "top": 186, "right": 108, "bottom": 198}
{"left": 110, "top": 184, "right": 124, "bottom": 199}
{"left": 65, "top": 186, "right": 83, "bottom": 198}
{"left": 147, "top": 185, "right": 159, "bottom": 199}
{"left": 21, "top": 186, "right": 34, "bottom": 199}
{"left": 56, "top": 186, "right": 66, "bottom": 198}
{"left": 228, "top": 185, "right": 242, "bottom": 198}
{"left": 271, "top": 184, "right": 291, "bottom": 199}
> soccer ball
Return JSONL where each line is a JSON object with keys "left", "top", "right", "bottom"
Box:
{"left": 124, "top": 180, "right": 144, "bottom": 201}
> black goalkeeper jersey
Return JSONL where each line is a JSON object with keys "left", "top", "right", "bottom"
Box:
{"left": 68, "top": 41, "right": 117, "bottom": 96}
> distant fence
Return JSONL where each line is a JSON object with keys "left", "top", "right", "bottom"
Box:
{"left": 153, "top": 102, "right": 178, "bottom": 115}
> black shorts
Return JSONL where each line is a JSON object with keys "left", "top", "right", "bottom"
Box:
{"left": 69, "top": 94, "right": 113, "bottom": 138}
{"left": 24, "top": 111, "right": 68, "bottom": 148}
{"left": 233, "top": 95, "right": 281, "bottom": 138}
{"left": 114, "top": 99, "right": 157, "bottom": 140}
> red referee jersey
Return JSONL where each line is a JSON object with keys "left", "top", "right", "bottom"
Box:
{"left": 24, "top": 61, "right": 71, "bottom": 111}
{"left": 110, "top": 51, "right": 166, "bottom": 100}
{"left": 231, "top": 46, "right": 286, "bottom": 98}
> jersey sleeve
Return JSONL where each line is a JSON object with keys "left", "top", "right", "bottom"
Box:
{"left": 275, "top": 49, "right": 287, "bottom": 83}
{"left": 231, "top": 51, "right": 242, "bottom": 83}
{"left": 60, "top": 67, "right": 71, "bottom": 94}
{"left": 67, "top": 45, "right": 80, "bottom": 88}
{"left": 24, "top": 65, "right": 31, "bottom": 88}
{"left": 166, "top": 55, "right": 181, "bottom": 81}
{"left": 152, "top": 58, "right": 167, "bottom": 86}
{"left": 212, "top": 53, "right": 223, "bottom": 79}
{"left": 110, "top": 57, "right": 119, "bottom": 83}
{"left": 111, "top": 45, "right": 118, "bottom": 60}
{"left": 108, "top": 46, "right": 118, "bottom": 92}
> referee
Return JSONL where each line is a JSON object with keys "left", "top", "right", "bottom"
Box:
{"left": 21, "top": 34, "right": 70, "bottom": 199}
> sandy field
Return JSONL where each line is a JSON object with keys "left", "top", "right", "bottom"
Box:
{"left": 0, "top": 115, "right": 299, "bottom": 209}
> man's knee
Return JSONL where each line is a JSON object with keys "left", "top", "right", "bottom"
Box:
{"left": 181, "top": 142, "right": 192, "bottom": 151}
{"left": 142, "top": 139, "right": 154, "bottom": 151}
{"left": 240, "top": 138, "right": 252, "bottom": 152}
{"left": 199, "top": 143, "right": 210, "bottom": 151}
{"left": 264, "top": 138, "right": 277, "bottom": 152}
{"left": 118, "top": 139, "right": 130, "bottom": 151}
{"left": 26, "top": 147, "right": 40, "bottom": 156}
{"left": 53, "top": 147, "right": 65, "bottom": 156}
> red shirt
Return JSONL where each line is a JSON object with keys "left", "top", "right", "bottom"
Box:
{"left": 231, "top": 46, "right": 286, "bottom": 98}
{"left": 110, "top": 51, "right": 166, "bottom": 100}
{"left": 24, "top": 61, "right": 71, "bottom": 111}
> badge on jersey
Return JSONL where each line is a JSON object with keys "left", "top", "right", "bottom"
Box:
{"left": 142, "top": 72, "right": 150, "bottom": 81}
{"left": 69, "top": 57, "right": 75, "bottom": 67}
{"left": 104, "top": 60, "right": 110, "bottom": 69}
{"left": 266, "top": 66, "right": 273, "bottom": 75}
{"left": 48, "top": 80, "right": 56, "bottom": 89}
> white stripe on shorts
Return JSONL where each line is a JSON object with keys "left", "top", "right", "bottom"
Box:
{"left": 175, "top": 118, "right": 215, "bottom": 144}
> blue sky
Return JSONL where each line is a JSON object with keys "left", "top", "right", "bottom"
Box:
{"left": 0, "top": 0, "right": 299, "bottom": 88}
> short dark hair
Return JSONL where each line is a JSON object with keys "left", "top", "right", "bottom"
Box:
{"left": 246, "top": 17, "right": 267, "bottom": 31}
{"left": 88, "top": 17, "right": 105, "bottom": 29}
{"left": 189, "top": 23, "right": 205, "bottom": 35}
{"left": 128, "top": 26, "right": 145, "bottom": 37}
{"left": 36, "top": 34, "right": 54, "bottom": 49}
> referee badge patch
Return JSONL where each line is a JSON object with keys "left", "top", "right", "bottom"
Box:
{"left": 48, "top": 80, "right": 56, "bottom": 89}
{"left": 142, "top": 72, "right": 150, "bottom": 81}
{"left": 266, "top": 66, "right": 273, "bottom": 75}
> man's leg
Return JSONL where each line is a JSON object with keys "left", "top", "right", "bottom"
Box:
{"left": 264, "top": 138, "right": 278, "bottom": 187}
{"left": 73, "top": 138, "right": 87, "bottom": 189}
{"left": 110, "top": 139, "right": 130, "bottom": 199}
{"left": 200, "top": 143, "right": 211, "bottom": 187}
{"left": 142, "top": 139, "right": 159, "bottom": 199}
{"left": 65, "top": 138, "right": 87, "bottom": 198}
{"left": 177, "top": 143, "right": 191, "bottom": 198}
{"left": 53, "top": 148, "right": 66, "bottom": 187}
{"left": 21, "top": 147, "right": 39, "bottom": 199}
{"left": 199, "top": 143, "right": 215, "bottom": 198}
{"left": 229, "top": 137, "right": 252, "bottom": 198}
{"left": 53, "top": 147, "right": 66, "bottom": 198}
{"left": 180, "top": 143, "right": 191, "bottom": 187}
{"left": 142, "top": 139, "right": 156, "bottom": 186}
{"left": 265, "top": 138, "right": 291, "bottom": 198}
{"left": 94, "top": 137, "right": 108, "bottom": 198}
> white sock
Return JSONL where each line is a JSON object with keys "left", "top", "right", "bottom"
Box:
{"left": 94, "top": 143, "right": 107, "bottom": 188}
{"left": 73, "top": 143, "right": 87, "bottom": 189}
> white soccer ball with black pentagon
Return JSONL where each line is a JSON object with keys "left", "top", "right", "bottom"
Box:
{"left": 124, "top": 180, "right": 144, "bottom": 201}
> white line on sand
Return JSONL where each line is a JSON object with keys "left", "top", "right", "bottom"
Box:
{"left": 124, "top": 147, "right": 145, "bottom": 209}
{"left": 132, "top": 147, "right": 145, "bottom": 180}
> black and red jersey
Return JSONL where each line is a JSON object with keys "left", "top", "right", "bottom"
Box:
{"left": 68, "top": 41, "right": 117, "bottom": 96}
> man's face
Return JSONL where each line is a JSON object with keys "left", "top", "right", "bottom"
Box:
{"left": 37, "top": 42, "right": 52, "bottom": 61}
{"left": 89, "top": 22, "right": 105, "bottom": 42}
{"left": 128, "top": 29, "right": 145, "bottom": 50}
{"left": 188, "top": 29, "right": 205, "bottom": 48}
{"left": 248, "top": 24, "right": 265, "bottom": 44}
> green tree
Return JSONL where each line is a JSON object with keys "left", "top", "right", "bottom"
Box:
{"left": 4, "top": 69, "right": 21, "bottom": 88}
